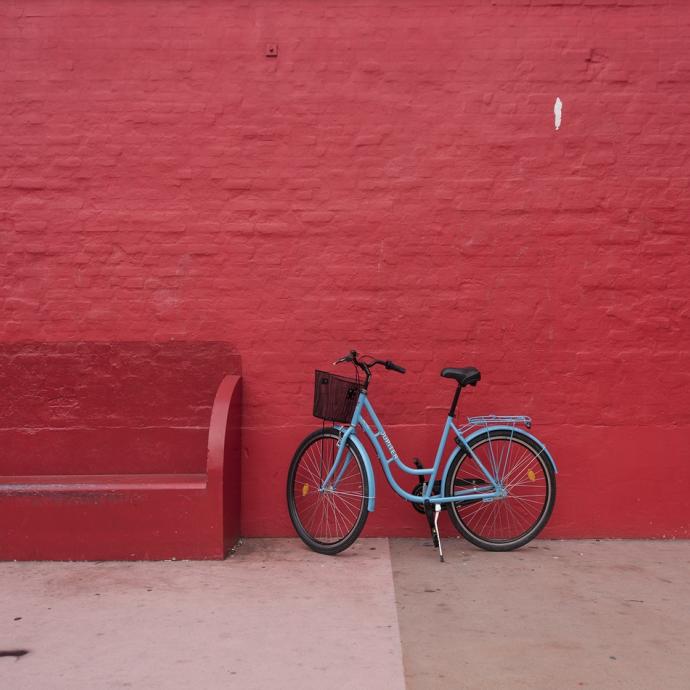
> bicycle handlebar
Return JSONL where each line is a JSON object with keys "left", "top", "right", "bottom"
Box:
{"left": 333, "top": 354, "right": 354, "bottom": 365}
{"left": 334, "top": 350, "right": 406, "bottom": 376}
{"left": 384, "top": 360, "right": 406, "bottom": 374}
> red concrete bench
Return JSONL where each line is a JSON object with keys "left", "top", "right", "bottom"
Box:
{"left": 0, "top": 342, "right": 241, "bottom": 560}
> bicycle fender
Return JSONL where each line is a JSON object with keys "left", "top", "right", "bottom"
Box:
{"left": 338, "top": 427, "right": 376, "bottom": 512}
{"left": 441, "top": 425, "right": 558, "bottom": 491}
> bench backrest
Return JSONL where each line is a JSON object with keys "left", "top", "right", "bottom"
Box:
{"left": 0, "top": 341, "right": 240, "bottom": 475}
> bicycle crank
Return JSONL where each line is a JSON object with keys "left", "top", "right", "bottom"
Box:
{"left": 411, "top": 477, "right": 487, "bottom": 513}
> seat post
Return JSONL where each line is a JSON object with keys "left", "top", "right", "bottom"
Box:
{"left": 448, "top": 384, "right": 462, "bottom": 418}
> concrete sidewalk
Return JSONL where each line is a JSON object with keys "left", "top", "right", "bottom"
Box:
{"left": 1, "top": 539, "right": 688, "bottom": 689}
{"left": 1, "top": 539, "right": 405, "bottom": 690}
{"left": 391, "top": 538, "right": 690, "bottom": 689}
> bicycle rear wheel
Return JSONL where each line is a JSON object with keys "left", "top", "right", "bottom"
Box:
{"left": 287, "top": 428, "right": 369, "bottom": 555}
{"left": 445, "top": 429, "right": 556, "bottom": 551}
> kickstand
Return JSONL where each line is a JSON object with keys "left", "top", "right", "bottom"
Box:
{"left": 434, "top": 504, "right": 444, "bottom": 562}
{"left": 424, "top": 500, "right": 445, "bottom": 563}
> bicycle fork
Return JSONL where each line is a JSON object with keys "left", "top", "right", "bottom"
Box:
{"left": 424, "top": 500, "right": 444, "bottom": 563}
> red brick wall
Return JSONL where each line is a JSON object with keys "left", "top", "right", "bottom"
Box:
{"left": 2, "top": 1, "right": 689, "bottom": 538}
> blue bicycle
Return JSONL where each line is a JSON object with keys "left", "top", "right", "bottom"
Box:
{"left": 287, "top": 351, "right": 557, "bottom": 560}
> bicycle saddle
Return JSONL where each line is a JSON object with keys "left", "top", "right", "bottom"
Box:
{"left": 440, "top": 367, "right": 481, "bottom": 387}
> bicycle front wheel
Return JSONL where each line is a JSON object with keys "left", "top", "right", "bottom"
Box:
{"left": 445, "top": 429, "right": 556, "bottom": 551}
{"left": 287, "top": 428, "right": 369, "bottom": 555}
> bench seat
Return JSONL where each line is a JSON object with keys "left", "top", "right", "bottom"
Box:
{"left": 0, "top": 474, "right": 208, "bottom": 492}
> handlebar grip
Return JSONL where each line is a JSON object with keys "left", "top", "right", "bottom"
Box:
{"left": 385, "top": 361, "right": 406, "bottom": 374}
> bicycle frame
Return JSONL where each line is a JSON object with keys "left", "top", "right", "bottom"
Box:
{"left": 322, "top": 389, "right": 557, "bottom": 513}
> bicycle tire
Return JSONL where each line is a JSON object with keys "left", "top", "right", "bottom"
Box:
{"left": 445, "top": 429, "right": 556, "bottom": 551}
{"left": 287, "top": 428, "right": 369, "bottom": 555}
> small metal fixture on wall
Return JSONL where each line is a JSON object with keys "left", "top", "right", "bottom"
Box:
{"left": 265, "top": 43, "right": 278, "bottom": 58}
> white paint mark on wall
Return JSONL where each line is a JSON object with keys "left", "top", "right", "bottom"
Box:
{"left": 554, "top": 97, "right": 563, "bottom": 130}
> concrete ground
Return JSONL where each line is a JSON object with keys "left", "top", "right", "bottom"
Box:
{"left": 390, "top": 538, "right": 690, "bottom": 690}
{"left": 1, "top": 539, "right": 688, "bottom": 689}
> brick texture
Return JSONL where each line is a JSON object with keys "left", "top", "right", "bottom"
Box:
{"left": 1, "top": 1, "right": 689, "bottom": 538}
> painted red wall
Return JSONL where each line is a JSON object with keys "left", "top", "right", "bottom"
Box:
{"left": 2, "top": 1, "right": 689, "bottom": 538}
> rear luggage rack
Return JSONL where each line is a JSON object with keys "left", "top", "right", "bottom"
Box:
{"left": 459, "top": 415, "right": 532, "bottom": 434}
